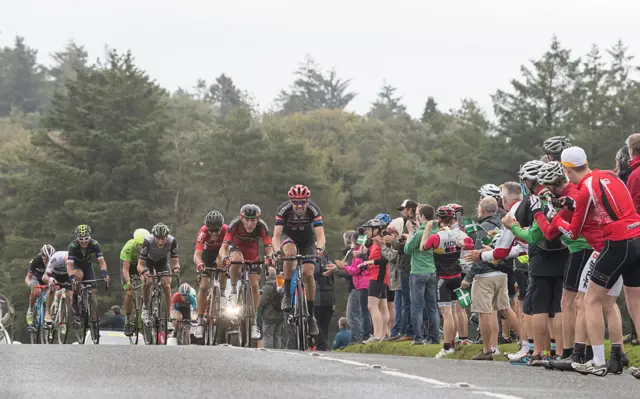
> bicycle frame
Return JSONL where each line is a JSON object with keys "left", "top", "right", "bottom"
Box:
{"left": 147, "top": 271, "right": 180, "bottom": 345}
{"left": 229, "top": 260, "right": 263, "bottom": 347}
{"left": 30, "top": 285, "right": 49, "bottom": 344}
{"left": 279, "top": 254, "right": 317, "bottom": 351}
{"left": 50, "top": 282, "right": 72, "bottom": 344}
{"left": 74, "top": 278, "right": 108, "bottom": 345}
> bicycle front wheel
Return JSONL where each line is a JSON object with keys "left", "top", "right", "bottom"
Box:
{"left": 295, "top": 285, "right": 308, "bottom": 351}
{"left": 56, "top": 297, "right": 70, "bottom": 344}
{"left": 129, "top": 292, "right": 139, "bottom": 345}
{"left": 207, "top": 286, "right": 221, "bottom": 346}
{"left": 89, "top": 292, "right": 100, "bottom": 345}
{"left": 155, "top": 291, "right": 168, "bottom": 345}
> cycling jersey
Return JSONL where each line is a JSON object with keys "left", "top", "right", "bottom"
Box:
{"left": 68, "top": 239, "right": 104, "bottom": 267}
{"left": 224, "top": 217, "right": 272, "bottom": 246}
{"left": 171, "top": 289, "right": 197, "bottom": 312}
{"left": 27, "top": 255, "right": 46, "bottom": 282}
{"left": 424, "top": 227, "right": 474, "bottom": 278}
{"left": 275, "top": 200, "right": 323, "bottom": 246}
{"left": 481, "top": 200, "right": 523, "bottom": 262}
{"left": 195, "top": 224, "right": 228, "bottom": 253}
{"left": 367, "top": 243, "right": 389, "bottom": 286}
{"left": 45, "top": 251, "right": 69, "bottom": 276}
{"left": 119, "top": 239, "right": 139, "bottom": 265}
{"left": 552, "top": 169, "right": 640, "bottom": 242}
{"left": 140, "top": 235, "right": 179, "bottom": 262}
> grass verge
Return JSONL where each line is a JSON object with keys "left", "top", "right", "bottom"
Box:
{"left": 340, "top": 341, "right": 640, "bottom": 366}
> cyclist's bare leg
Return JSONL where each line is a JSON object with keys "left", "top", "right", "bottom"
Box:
{"left": 72, "top": 269, "right": 84, "bottom": 315}
{"left": 142, "top": 275, "right": 151, "bottom": 308}
{"left": 281, "top": 242, "right": 297, "bottom": 282}
{"left": 229, "top": 251, "right": 244, "bottom": 295}
{"left": 378, "top": 297, "right": 389, "bottom": 338}
{"left": 124, "top": 288, "right": 134, "bottom": 317}
{"left": 441, "top": 305, "right": 454, "bottom": 345}
{"left": 455, "top": 302, "right": 468, "bottom": 338}
{"left": 368, "top": 296, "right": 382, "bottom": 338}
{"left": 161, "top": 275, "right": 172, "bottom": 312}
{"left": 250, "top": 274, "right": 260, "bottom": 313}
{"left": 46, "top": 286, "right": 54, "bottom": 316}
{"left": 603, "top": 296, "right": 623, "bottom": 344}
{"left": 197, "top": 276, "right": 210, "bottom": 318}
{"left": 561, "top": 289, "right": 577, "bottom": 351}
{"left": 216, "top": 256, "right": 227, "bottom": 293}
{"left": 29, "top": 287, "right": 41, "bottom": 309}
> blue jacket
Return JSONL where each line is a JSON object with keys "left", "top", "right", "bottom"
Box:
{"left": 332, "top": 328, "right": 352, "bottom": 350}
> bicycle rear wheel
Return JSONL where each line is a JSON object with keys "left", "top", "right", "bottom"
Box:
{"left": 89, "top": 291, "right": 100, "bottom": 345}
{"left": 129, "top": 291, "right": 139, "bottom": 345}
{"left": 238, "top": 284, "right": 251, "bottom": 348}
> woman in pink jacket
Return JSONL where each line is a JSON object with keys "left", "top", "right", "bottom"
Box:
{"left": 344, "top": 241, "right": 372, "bottom": 341}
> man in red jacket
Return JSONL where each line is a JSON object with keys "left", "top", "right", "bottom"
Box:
{"left": 550, "top": 146, "right": 640, "bottom": 376}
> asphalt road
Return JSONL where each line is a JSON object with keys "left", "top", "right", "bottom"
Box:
{"left": 1, "top": 345, "right": 638, "bottom": 398}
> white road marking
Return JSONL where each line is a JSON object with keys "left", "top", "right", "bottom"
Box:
{"left": 230, "top": 347, "right": 523, "bottom": 399}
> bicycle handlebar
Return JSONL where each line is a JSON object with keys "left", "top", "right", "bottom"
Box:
{"left": 229, "top": 259, "right": 264, "bottom": 265}
{"left": 279, "top": 255, "right": 319, "bottom": 261}
{"left": 55, "top": 282, "right": 73, "bottom": 289}
{"left": 31, "top": 285, "right": 49, "bottom": 290}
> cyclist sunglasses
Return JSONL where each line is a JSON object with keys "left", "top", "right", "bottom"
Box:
{"left": 78, "top": 236, "right": 91, "bottom": 243}
{"left": 291, "top": 200, "right": 308, "bottom": 206}
{"left": 207, "top": 227, "right": 221, "bottom": 233}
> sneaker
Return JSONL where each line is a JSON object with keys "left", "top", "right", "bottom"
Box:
{"left": 26, "top": 310, "right": 33, "bottom": 325}
{"left": 473, "top": 351, "right": 493, "bottom": 361}
{"left": 387, "top": 335, "right": 400, "bottom": 341}
{"left": 630, "top": 366, "right": 640, "bottom": 379}
{"left": 281, "top": 294, "right": 292, "bottom": 312}
{"left": 608, "top": 349, "right": 624, "bottom": 375}
{"left": 307, "top": 317, "right": 319, "bottom": 336}
{"left": 492, "top": 347, "right": 502, "bottom": 356}
{"left": 141, "top": 308, "right": 151, "bottom": 326}
{"left": 435, "top": 348, "right": 455, "bottom": 358}
{"left": 572, "top": 359, "right": 608, "bottom": 376}
{"left": 508, "top": 347, "right": 529, "bottom": 361}
{"left": 251, "top": 324, "right": 261, "bottom": 340}
{"left": 410, "top": 340, "right": 425, "bottom": 346}
{"left": 44, "top": 312, "right": 52, "bottom": 324}
{"left": 527, "top": 354, "right": 545, "bottom": 367}
{"left": 362, "top": 336, "right": 380, "bottom": 344}
{"left": 549, "top": 353, "right": 583, "bottom": 371}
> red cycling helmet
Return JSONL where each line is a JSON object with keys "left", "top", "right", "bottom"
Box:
{"left": 288, "top": 184, "right": 311, "bottom": 200}
{"left": 436, "top": 205, "right": 455, "bottom": 218}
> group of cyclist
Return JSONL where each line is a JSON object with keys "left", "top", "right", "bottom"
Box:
{"left": 24, "top": 184, "right": 325, "bottom": 342}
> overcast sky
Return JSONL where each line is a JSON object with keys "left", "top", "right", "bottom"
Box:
{"left": 2, "top": 0, "right": 639, "bottom": 118}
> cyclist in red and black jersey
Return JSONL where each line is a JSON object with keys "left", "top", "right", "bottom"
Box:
{"left": 272, "top": 184, "right": 326, "bottom": 336}
{"left": 194, "top": 210, "right": 227, "bottom": 338}
{"left": 219, "top": 204, "right": 274, "bottom": 340}
{"left": 551, "top": 146, "right": 640, "bottom": 376}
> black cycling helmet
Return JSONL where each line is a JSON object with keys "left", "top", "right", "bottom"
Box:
{"left": 151, "top": 223, "right": 170, "bottom": 237}
{"left": 204, "top": 210, "right": 224, "bottom": 229}
{"left": 240, "top": 204, "right": 261, "bottom": 219}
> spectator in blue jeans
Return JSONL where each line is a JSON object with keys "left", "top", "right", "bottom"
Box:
{"left": 392, "top": 201, "right": 418, "bottom": 341}
{"left": 404, "top": 204, "right": 440, "bottom": 344}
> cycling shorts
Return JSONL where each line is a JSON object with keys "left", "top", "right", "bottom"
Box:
{"left": 591, "top": 238, "right": 640, "bottom": 289}
{"left": 564, "top": 249, "right": 592, "bottom": 292}
{"left": 50, "top": 273, "right": 70, "bottom": 284}
{"left": 72, "top": 261, "right": 95, "bottom": 282}
{"left": 147, "top": 258, "right": 170, "bottom": 275}
{"left": 386, "top": 287, "right": 395, "bottom": 303}
{"left": 229, "top": 245, "right": 262, "bottom": 275}
{"left": 528, "top": 275, "right": 562, "bottom": 316}
{"left": 579, "top": 250, "right": 623, "bottom": 296}
{"left": 507, "top": 271, "right": 516, "bottom": 299}
{"left": 522, "top": 275, "right": 534, "bottom": 315}
{"left": 281, "top": 234, "right": 316, "bottom": 265}
{"left": 437, "top": 276, "right": 461, "bottom": 306}
{"left": 514, "top": 269, "right": 528, "bottom": 301}
{"left": 173, "top": 303, "right": 192, "bottom": 321}
{"left": 368, "top": 280, "right": 387, "bottom": 299}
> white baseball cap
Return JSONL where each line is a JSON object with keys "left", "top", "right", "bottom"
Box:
{"left": 560, "top": 146, "right": 587, "bottom": 168}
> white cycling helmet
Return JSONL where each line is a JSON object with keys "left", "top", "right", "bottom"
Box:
{"left": 543, "top": 136, "right": 571, "bottom": 155}
{"left": 479, "top": 184, "right": 502, "bottom": 199}
{"left": 40, "top": 244, "right": 55, "bottom": 259}
{"left": 519, "top": 160, "right": 545, "bottom": 181}
{"left": 537, "top": 161, "right": 566, "bottom": 185}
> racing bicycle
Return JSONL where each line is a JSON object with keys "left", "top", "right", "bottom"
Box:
{"left": 74, "top": 278, "right": 108, "bottom": 345}
{"left": 29, "top": 285, "right": 49, "bottom": 345}
{"left": 146, "top": 271, "right": 180, "bottom": 345}
{"left": 280, "top": 254, "right": 317, "bottom": 351}
{"left": 201, "top": 266, "right": 226, "bottom": 346}
{"left": 230, "top": 259, "right": 264, "bottom": 348}
{"left": 48, "top": 282, "right": 72, "bottom": 344}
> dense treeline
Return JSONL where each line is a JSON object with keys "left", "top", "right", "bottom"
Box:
{"left": 1, "top": 35, "right": 639, "bottom": 341}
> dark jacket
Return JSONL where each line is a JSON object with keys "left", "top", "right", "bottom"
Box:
{"left": 259, "top": 276, "right": 284, "bottom": 323}
{"left": 392, "top": 217, "right": 414, "bottom": 276}
{"left": 314, "top": 256, "right": 335, "bottom": 307}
